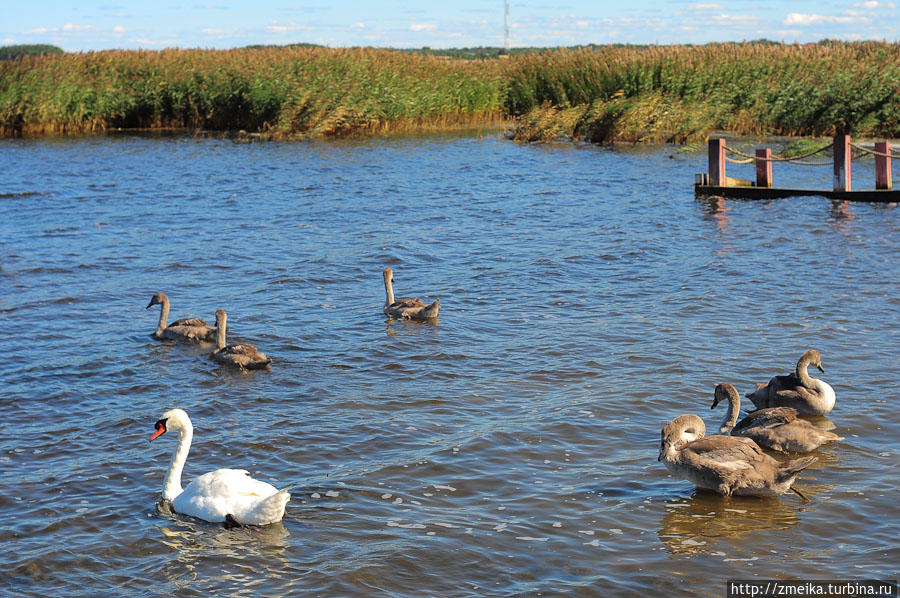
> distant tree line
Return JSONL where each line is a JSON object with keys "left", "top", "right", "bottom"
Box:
{"left": 0, "top": 45, "right": 64, "bottom": 60}
{"left": 0, "top": 41, "right": 791, "bottom": 62}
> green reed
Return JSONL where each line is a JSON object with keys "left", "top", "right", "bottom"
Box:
{"left": 504, "top": 41, "right": 900, "bottom": 142}
{"left": 0, "top": 46, "right": 506, "bottom": 137}
{"left": 2, "top": 42, "right": 900, "bottom": 141}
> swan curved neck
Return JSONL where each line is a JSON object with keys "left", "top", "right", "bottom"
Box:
{"left": 384, "top": 276, "right": 395, "bottom": 307}
{"left": 163, "top": 423, "right": 192, "bottom": 501}
{"left": 720, "top": 391, "right": 740, "bottom": 433}
{"left": 155, "top": 297, "right": 170, "bottom": 336}
{"left": 796, "top": 356, "right": 815, "bottom": 387}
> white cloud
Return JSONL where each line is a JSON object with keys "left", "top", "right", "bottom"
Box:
{"left": 784, "top": 13, "right": 859, "bottom": 25}
{"left": 710, "top": 14, "right": 759, "bottom": 24}
{"left": 853, "top": 0, "right": 879, "bottom": 7}
{"left": 113, "top": 25, "right": 127, "bottom": 33}
{"left": 689, "top": 3, "right": 725, "bottom": 10}
{"left": 351, "top": 22, "right": 365, "bottom": 30}
{"left": 410, "top": 23, "right": 437, "bottom": 32}
{"left": 135, "top": 38, "right": 172, "bottom": 46}
{"left": 266, "top": 20, "right": 313, "bottom": 33}
{"left": 62, "top": 23, "right": 94, "bottom": 32}
{"left": 24, "top": 27, "right": 54, "bottom": 34}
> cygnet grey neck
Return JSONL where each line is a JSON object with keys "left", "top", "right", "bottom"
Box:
{"left": 383, "top": 271, "right": 395, "bottom": 306}
{"left": 713, "top": 384, "right": 741, "bottom": 433}
{"left": 215, "top": 311, "right": 227, "bottom": 350}
{"left": 155, "top": 295, "right": 170, "bottom": 336}
{"left": 796, "top": 350, "right": 820, "bottom": 388}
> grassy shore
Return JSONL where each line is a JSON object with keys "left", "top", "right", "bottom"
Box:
{"left": 3, "top": 41, "right": 900, "bottom": 142}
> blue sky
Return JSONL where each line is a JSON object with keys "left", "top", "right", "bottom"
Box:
{"left": 3, "top": 1, "right": 899, "bottom": 52}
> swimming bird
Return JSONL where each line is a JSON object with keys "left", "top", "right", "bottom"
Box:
{"left": 745, "top": 349, "right": 836, "bottom": 415}
{"left": 210, "top": 309, "right": 272, "bottom": 370}
{"left": 146, "top": 292, "right": 216, "bottom": 343}
{"left": 149, "top": 408, "right": 290, "bottom": 525}
{"left": 658, "top": 414, "right": 816, "bottom": 497}
{"left": 382, "top": 267, "right": 440, "bottom": 319}
{"left": 712, "top": 382, "right": 843, "bottom": 453}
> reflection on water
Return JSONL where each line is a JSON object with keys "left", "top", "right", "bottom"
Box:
{"left": 158, "top": 516, "right": 291, "bottom": 590}
{"left": 384, "top": 318, "right": 440, "bottom": 337}
{"left": 803, "top": 414, "right": 839, "bottom": 432}
{"left": 658, "top": 492, "right": 799, "bottom": 556}
{"left": 829, "top": 200, "right": 856, "bottom": 224}
{"left": 159, "top": 520, "right": 290, "bottom": 553}
{"left": 156, "top": 498, "right": 291, "bottom": 553}
{"left": 699, "top": 195, "right": 733, "bottom": 233}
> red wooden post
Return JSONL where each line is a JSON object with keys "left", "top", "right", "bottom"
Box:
{"left": 875, "top": 141, "right": 892, "bottom": 190}
{"left": 833, "top": 134, "right": 851, "bottom": 192}
{"left": 755, "top": 148, "right": 772, "bottom": 188}
{"left": 709, "top": 138, "right": 726, "bottom": 186}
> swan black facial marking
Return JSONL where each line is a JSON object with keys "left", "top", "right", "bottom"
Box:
{"left": 150, "top": 418, "right": 169, "bottom": 442}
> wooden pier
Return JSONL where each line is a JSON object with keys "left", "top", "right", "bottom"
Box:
{"left": 694, "top": 135, "right": 900, "bottom": 203}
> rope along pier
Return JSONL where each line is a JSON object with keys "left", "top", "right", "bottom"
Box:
{"left": 696, "top": 135, "right": 900, "bottom": 202}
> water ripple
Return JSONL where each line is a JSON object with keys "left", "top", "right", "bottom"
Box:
{"left": 0, "top": 134, "right": 897, "bottom": 596}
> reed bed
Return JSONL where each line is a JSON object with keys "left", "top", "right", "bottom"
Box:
{"left": 506, "top": 41, "right": 900, "bottom": 142}
{"left": 0, "top": 46, "right": 506, "bottom": 137}
{"left": 2, "top": 42, "right": 900, "bottom": 141}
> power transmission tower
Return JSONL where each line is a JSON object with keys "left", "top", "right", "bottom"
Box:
{"left": 504, "top": 0, "right": 510, "bottom": 53}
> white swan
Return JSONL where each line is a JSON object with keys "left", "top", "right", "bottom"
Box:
{"left": 210, "top": 309, "right": 272, "bottom": 370}
{"left": 712, "top": 382, "right": 843, "bottom": 453}
{"left": 146, "top": 292, "right": 216, "bottom": 343}
{"left": 659, "top": 414, "right": 815, "bottom": 497}
{"left": 382, "top": 267, "right": 440, "bottom": 319}
{"left": 745, "top": 349, "right": 836, "bottom": 415}
{"left": 150, "top": 408, "right": 289, "bottom": 525}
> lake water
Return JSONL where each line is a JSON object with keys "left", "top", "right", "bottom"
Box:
{"left": 1, "top": 132, "right": 897, "bottom": 596}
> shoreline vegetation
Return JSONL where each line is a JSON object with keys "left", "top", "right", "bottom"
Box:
{"left": 2, "top": 41, "right": 900, "bottom": 143}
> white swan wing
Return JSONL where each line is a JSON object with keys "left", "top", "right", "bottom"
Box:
{"left": 812, "top": 380, "right": 836, "bottom": 414}
{"left": 173, "top": 468, "right": 285, "bottom": 524}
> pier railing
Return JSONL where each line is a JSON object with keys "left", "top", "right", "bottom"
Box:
{"left": 696, "top": 135, "right": 900, "bottom": 202}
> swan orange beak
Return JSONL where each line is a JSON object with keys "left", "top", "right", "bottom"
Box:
{"left": 150, "top": 419, "right": 167, "bottom": 442}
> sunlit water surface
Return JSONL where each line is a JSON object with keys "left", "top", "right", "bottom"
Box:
{"left": 1, "top": 133, "right": 897, "bottom": 596}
